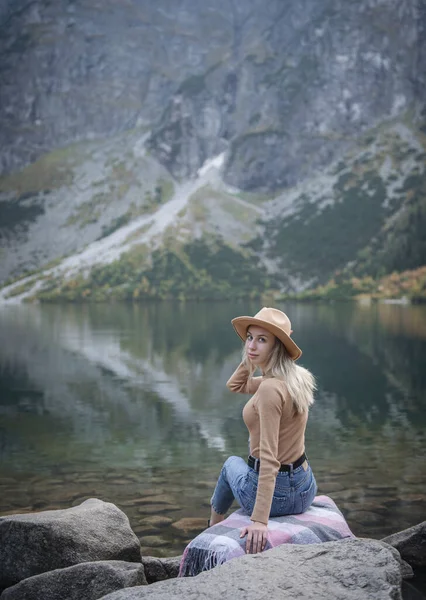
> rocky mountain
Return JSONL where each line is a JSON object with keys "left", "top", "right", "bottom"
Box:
{"left": 0, "top": 0, "right": 425, "bottom": 300}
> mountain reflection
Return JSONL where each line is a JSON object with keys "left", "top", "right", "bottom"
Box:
{"left": 0, "top": 302, "right": 425, "bottom": 475}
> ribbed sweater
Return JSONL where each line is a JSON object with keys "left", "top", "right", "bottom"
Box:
{"left": 227, "top": 362, "right": 308, "bottom": 525}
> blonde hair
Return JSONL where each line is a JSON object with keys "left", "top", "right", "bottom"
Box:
{"left": 243, "top": 338, "right": 316, "bottom": 414}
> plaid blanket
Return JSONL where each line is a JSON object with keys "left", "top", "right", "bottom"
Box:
{"left": 179, "top": 495, "right": 355, "bottom": 577}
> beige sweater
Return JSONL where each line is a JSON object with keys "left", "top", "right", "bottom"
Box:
{"left": 227, "top": 362, "right": 308, "bottom": 525}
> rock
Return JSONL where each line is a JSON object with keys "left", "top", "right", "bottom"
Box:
{"left": 369, "top": 540, "right": 414, "bottom": 580}
{"left": 316, "top": 482, "right": 346, "bottom": 494}
{"left": 107, "top": 479, "right": 136, "bottom": 485}
{"left": 341, "top": 502, "right": 387, "bottom": 512}
{"left": 140, "top": 548, "right": 174, "bottom": 559}
{"left": 346, "top": 510, "right": 384, "bottom": 526}
{"left": 331, "top": 489, "right": 363, "bottom": 502}
{"left": 141, "top": 556, "right": 182, "bottom": 584}
{"left": 133, "top": 496, "right": 177, "bottom": 506}
{"left": 133, "top": 527, "right": 157, "bottom": 536}
{"left": 140, "top": 536, "right": 168, "bottom": 548}
{"left": 0, "top": 478, "right": 18, "bottom": 485}
{"left": 100, "top": 539, "right": 403, "bottom": 600}
{"left": 161, "top": 557, "right": 181, "bottom": 579}
{"left": 398, "top": 494, "right": 426, "bottom": 503}
{"left": 0, "top": 498, "right": 141, "bottom": 592}
{"left": 0, "top": 561, "right": 147, "bottom": 600}
{"left": 139, "top": 516, "right": 173, "bottom": 528}
{"left": 0, "top": 508, "right": 34, "bottom": 516}
{"left": 366, "top": 484, "right": 398, "bottom": 492}
{"left": 400, "top": 560, "right": 414, "bottom": 580}
{"left": 382, "top": 522, "right": 426, "bottom": 568}
{"left": 171, "top": 518, "right": 207, "bottom": 532}
{"left": 196, "top": 481, "right": 217, "bottom": 490}
{"left": 137, "top": 505, "right": 181, "bottom": 515}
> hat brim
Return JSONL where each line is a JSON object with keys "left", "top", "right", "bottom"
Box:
{"left": 231, "top": 316, "right": 302, "bottom": 361}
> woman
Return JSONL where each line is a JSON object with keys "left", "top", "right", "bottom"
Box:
{"left": 209, "top": 307, "right": 317, "bottom": 555}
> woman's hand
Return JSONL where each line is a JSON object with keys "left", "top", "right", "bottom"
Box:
{"left": 240, "top": 521, "right": 268, "bottom": 554}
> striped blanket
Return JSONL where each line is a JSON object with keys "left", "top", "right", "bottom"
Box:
{"left": 179, "top": 495, "right": 355, "bottom": 577}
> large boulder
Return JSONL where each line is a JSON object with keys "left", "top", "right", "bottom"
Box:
{"left": 100, "top": 538, "right": 404, "bottom": 600}
{"left": 382, "top": 522, "right": 426, "bottom": 568}
{"left": 0, "top": 499, "right": 141, "bottom": 592}
{"left": 0, "top": 561, "right": 147, "bottom": 600}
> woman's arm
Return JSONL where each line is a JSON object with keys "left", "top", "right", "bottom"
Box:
{"left": 240, "top": 379, "right": 283, "bottom": 553}
{"left": 226, "top": 362, "right": 264, "bottom": 394}
{"left": 250, "top": 380, "right": 283, "bottom": 525}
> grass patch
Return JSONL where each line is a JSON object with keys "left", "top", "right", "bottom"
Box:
{"left": 260, "top": 168, "right": 389, "bottom": 283}
{"left": 289, "top": 266, "right": 426, "bottom": 303}
{"left": 0, "top": 141, "right": 92, "bottom": 196}
{"left": 32, "top": 236, "right": 272, "bottom": 302}
{"left": 65, "top": 192, "right": 110, "bottom": 228}
{"left": 124, "top": 223, "right": 152, "bottom": 244}
{"left": 66, "top": 178, "right": 174, "bottom": 231}
{"left": 4, "top": 278, "right": 37, "bottom": 298}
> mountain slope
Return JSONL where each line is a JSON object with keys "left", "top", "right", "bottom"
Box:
{"left": 0, "top": 0, "right": 425, "bottom": 301}
{"left": 1, "top": 0, "right": 424, "bottom": 191}
{"left": 250, "top": 117, "right": 426, "bottom": 292}
{"left": 1, "top": 115, "right": 425, "bottom": 303}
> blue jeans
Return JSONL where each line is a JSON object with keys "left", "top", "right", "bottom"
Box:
{"left": 210, "top": 455, "right": 317, "bottom": 518}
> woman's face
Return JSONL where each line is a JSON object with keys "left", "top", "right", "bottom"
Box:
{"left": 245, "top": 325, "right": 276, "bottom": 370}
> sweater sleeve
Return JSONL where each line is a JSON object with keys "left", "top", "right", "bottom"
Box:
{"left": 250, "top": 380, "right": 283, "bottom": 525}
{"left": 226, "top": 362, "right": 264, "bottom": 395}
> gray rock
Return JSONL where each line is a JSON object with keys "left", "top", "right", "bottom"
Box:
{"left": 161, "top": 557, "right": 181, "bottom": 580}
{"left": 400, "top": 560, "right": 414, "bottom": 580}
{"left": 0, "top": 561, "right": 147, "bottom": 600}
{"left": 371, "top": 540, "right": 414, "bottom": 580}
{"left": 100, "top": 538, "right": 403, "bottom": 600}
{"left": 0, "top": 498, "right": 141, "bottom": 592}
{"left": 141, "top": 556, "right": 182, "bottom": 584}
{"left": 382, "top": 522, "right": 426, "bottom": 568}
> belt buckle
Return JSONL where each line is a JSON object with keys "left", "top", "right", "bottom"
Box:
{"left": 254, "top": 457, "right": 260, "bottom": 472}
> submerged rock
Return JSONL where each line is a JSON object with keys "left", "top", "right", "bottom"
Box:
{"left": 139, "top": 536, "right": 169, "bottom": 548}
{"left": 172, "top": 518, "right": 207, "bottom": 532}
{"left": 139, "top": 516, "right": 173, "bottom": 528}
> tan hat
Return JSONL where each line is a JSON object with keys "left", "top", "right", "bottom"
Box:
{"left": 231, "top": 307, "right": 302, "bottom": 361}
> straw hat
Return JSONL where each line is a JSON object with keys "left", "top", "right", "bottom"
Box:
{"left": 231, "top": 307, "right": 302, "bottom": 360}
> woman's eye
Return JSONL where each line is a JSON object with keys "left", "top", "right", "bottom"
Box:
{"left": 259, "top": 337, "right": 266, "bottom": 343}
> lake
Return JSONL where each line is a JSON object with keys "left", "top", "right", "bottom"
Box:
{"left": 0, "top": 301, "right": 425, "bottom": 559}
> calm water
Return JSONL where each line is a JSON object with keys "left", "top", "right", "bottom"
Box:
{"left": 0, "top": 301, "right": 425, "bottom": 558}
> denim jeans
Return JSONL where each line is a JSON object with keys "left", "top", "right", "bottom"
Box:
{"left": 210, "top": 455, "right": 317, "bottom": 518}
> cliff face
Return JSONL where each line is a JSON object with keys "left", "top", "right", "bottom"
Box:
{"left": 0, "top": 0, "right": 425, "bottom": 296}
{"left": 1, "top": 0, "right": 424, "bottom": 190}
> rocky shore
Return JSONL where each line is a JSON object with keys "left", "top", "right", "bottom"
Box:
{"left": 0, "top": 498, "right": 425, "bottom": 599}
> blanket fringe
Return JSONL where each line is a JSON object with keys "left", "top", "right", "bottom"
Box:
{"left": 179, "top": 546, "right": 229, "bottom": 577}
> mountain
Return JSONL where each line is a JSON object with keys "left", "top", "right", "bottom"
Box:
{"left": 0, "top": 0, "right": 425, "bottom": 301}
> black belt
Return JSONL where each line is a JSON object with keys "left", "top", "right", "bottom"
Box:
{"left": 248, "top": 452, "right": 307, "bottom": 473}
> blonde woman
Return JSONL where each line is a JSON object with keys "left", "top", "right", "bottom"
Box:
{"left": 209, "top": 307, "right": 317, "bottom": 554}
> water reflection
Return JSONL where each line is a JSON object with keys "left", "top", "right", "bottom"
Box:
{"left": 0, "top": 301, "right": 425, "bottom": 551}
